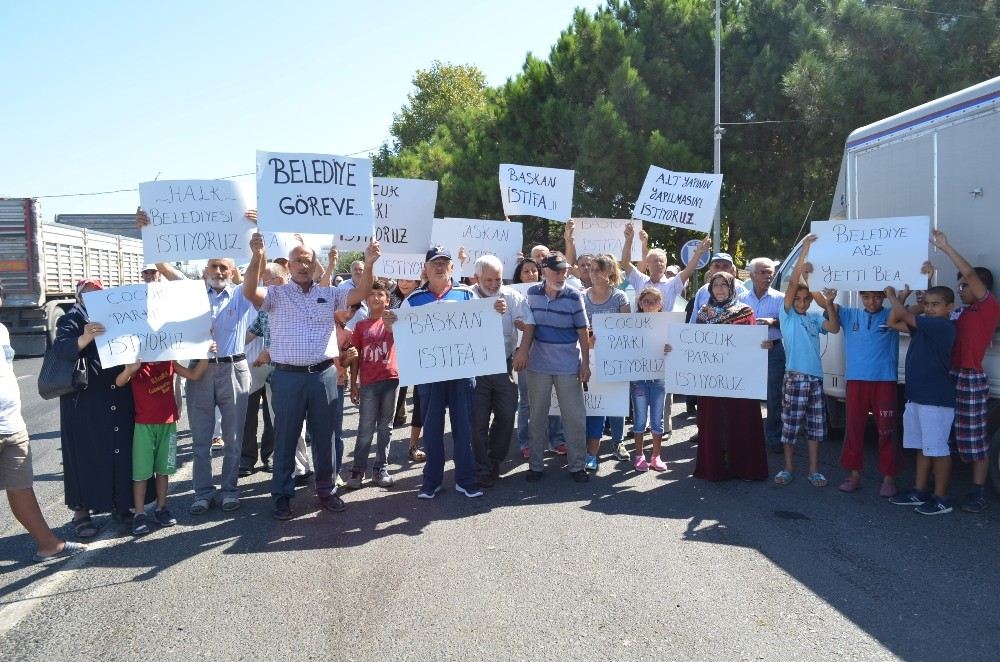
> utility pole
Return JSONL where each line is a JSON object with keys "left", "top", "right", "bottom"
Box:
{"left": 713, "top": 0, "right": 724, "bottom": 253}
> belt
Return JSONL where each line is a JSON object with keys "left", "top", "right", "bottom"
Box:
{"left": 207, "top": 353, "right": 246, "bottom": 364}
{"left": 273, "top": 358, "right": 335, "bottom": 374}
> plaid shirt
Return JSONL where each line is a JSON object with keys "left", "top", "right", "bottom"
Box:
{"left": 249, "top": 310, "right": 271, "bottom": 347}
{"left": 262, "top": 283, "right": 349, "bottom": 366}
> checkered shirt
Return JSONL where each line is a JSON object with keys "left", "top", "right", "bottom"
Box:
{"left": 262, "top": 283, "right": 349, "bottom": 366}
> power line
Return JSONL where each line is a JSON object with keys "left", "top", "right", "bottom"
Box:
{"left": 868, "top": 3, "right": 1000, "bottom": 21}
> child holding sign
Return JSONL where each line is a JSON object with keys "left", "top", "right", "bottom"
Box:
{"left": 775, "top": 234, "right": 841, "bottom": 487}
{"left": 116, "top": 358, "right": 209, "bottom": 535}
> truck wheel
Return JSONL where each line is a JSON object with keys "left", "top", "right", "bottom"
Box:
{"left": 46, "top": 303, "right": 67, "bottom": 348}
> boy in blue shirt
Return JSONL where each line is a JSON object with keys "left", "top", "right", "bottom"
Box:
{"left": 775, "top": 234, "right": 840, "bottom": 486}
{"left": 886, "top": 285, "right": 957, "bottom": 515}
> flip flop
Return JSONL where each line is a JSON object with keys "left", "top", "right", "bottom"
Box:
{"left": 72, "top": 515, "right": 98, "bottom": 539}
{"left": 808, "top": 472, "right": 828, "bottom": 487}
{"left": 33, "top": 541, "right": 88, "bottom": 564}
{"left": 774, "top": 470, "right": 793, "bottom": 485}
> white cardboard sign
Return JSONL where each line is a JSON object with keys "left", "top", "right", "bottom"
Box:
{"left": 256, "top": 150, "right": 374, "bottom": 237}
{"left": 807, "top": 216, "right": 930, "bottom": 291}
{"left": 664, "top": 323, "right": 767, "bottom": 399}
{"left": 572, "top": 218, "right": 642, "bottom": 259}
{"left": 82, "top": 280, "right": 213, "bottom": 369}
{"left": 549, "top": 376, "right": 629, "bottom": 416}
{"left": 393, "top": 298, "right": 507, "bottom": 386}
{"left": 139, "top": 180, "right": 254, "bottom": 263}
{"left": 432, "top": 218, "right": 523, "bottom": 279}
{"left": 593, "top": 312, "right": 684, "bottom": 382}
{"left": 331, "top": 177, "right": 438, "bottom": 253}
{"left": 499, "top": 163, "right": 574, "bottom": 222}
{"left": 374, "top": 253, "right": 426, "bottom": 281}
{"left": 633, "top": 166, "right": 722, "bottom": 232}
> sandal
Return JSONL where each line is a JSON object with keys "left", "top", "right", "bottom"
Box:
{"left": 72, "top": 515, "right": 99, "bottom": 539}
{"left": 773, "top": 470, "right": 793, "bottom": 485}
{"left": 408, "top": 446, "right": 426, "bottom": 463}
{"left": 808, "top": 472, "right": 828, "bottom": 487}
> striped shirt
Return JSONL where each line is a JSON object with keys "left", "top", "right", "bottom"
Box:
{"left": 262, "top": 283, "right": 349, "bottom": 366}
{"left": 207, "top": 285, "right": 257, "bottom": 357}
{"left": 525, "top": 284, "right": 588, "bottom": 375}
{"left": 400, "top": 283, "right": 477, "bottom": 308}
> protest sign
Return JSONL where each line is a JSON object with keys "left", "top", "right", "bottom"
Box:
{"left": 807, "top": 216, "right": 930, "bottom": 291}
{"left": 592, "top": 312, "right": 684, "bottom": 383}
{"left": 262, "top": 231, "right": 335, "bottom": 260}
{"left": 572, "top": 218, "right": 642, "bottom": 259}
{"left": 432, "top": 218, "right": 523, "bottom": 279}
{"left": 82, "top": 280, "right": 213, "bottom": 369}
{"left": 499, "top": 163, "right": 574, "bottom": 222}
{"left": 329, "top": 177, "right": 438, "bottom": 253}
{"left": 507, "top": 282, "right": 537, "bottom": 296}
{"left": 633, "top": 166, "right": 722, "bottom": 232}
{"left": 374, "top": 253, "right": 426, "bottom": 280}
{"left": 549, "top": 369, "right": 629, "bottom": 416}
{"left": 139, "top": 180, "right": 254, "bottom": 263}
{"left": 663, "top": 324, "right": 767, "bottom": 399}
{"left": 392, "top": 298, "right": 507, "bottom": 386}
{"left": 256, "top": 150, "right": 373, "bottom": 237}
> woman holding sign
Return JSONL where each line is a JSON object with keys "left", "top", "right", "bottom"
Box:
{"left": 679, "top": 272, "right": 769, "bottom": 481}
{"left": 53, "top": 279, "right": 138, "bottom": 537}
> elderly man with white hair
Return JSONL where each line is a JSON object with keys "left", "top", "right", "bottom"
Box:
{"left": 740, "top": 256, "right": 785, "bottom": 453}
{"left": 470, "top": 255, "right": 532, "bottom": 487}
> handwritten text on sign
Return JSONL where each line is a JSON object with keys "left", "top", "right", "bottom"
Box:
{"left": 499, "top": 163, "right": 575, "bottom": 222}
{"left": 549, "top": 380, "right": 629, "bottom": 417}
{"left": 393, "top": 298, "right": 506, "bottom": 386}
{"left": 333, "top": 177, "right": 438, "bottom": 253}
{"left": 256, "top": 150, "right": 373, "bottom": 237}
{"left": 432, "top": 218, "right": 523, "bottom": 279}
{"left": 592, "top": 312, "right": 684, "bottom": 383}
{"left": 374, "top": 253, "right": 425, "bottom": 280}
{"left": 633, "top": 166, "right": 722, "bottom": 232}
{"left": 82, "top": 280, "right": 213, "bottom": 369}
{"left": 572, "top": 218, "right": 642, "bottom": 259}
{"left": 139, "top": 180, "right": 253, "bottom": 263}
{"left": 663, "top": 324, "right": 767, "bottom": 399}
{"left": 807, "top": 216, "right": 930, "bottom": 290}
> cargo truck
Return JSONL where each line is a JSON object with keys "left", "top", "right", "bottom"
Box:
{"left": 0, "top": 198, "right": 144, "bottom": 356}
{"left": 774, "top": 75, "right": 1000, "bottom": 493}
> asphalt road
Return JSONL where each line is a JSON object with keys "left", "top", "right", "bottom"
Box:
{"left": 1, "top": 356, "right": 997, "bottom": 661}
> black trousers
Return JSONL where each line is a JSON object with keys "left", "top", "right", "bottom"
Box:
{"left": 241, "top": 386, "right": 274, "bottom": 468}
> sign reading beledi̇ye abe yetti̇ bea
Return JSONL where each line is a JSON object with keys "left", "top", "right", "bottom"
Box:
{"left": 82, "top": 280, "right": 213, "bottom": 369}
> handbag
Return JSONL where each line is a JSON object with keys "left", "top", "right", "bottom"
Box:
{"left": 37, "top": 347, "right": 89, "bottom": 400}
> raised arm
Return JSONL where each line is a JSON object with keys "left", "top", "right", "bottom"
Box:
{"left": 636, "top": 226, "right": 649, "bottom": 274}
{"left": 345, "top": 240, "right": 381, "bottom": 307}
{"left": 784, "top": 233, "right": 816, "bottom": 311}
{"left": 816, "top": 288, "right": 841, "bottom": 333}
{"left": 676, "top": 236, "right": 711, "bottom": 286}
{"left": 243, "top": 233, "right": 268, "bottom": 307}
{"left": 319, "top": 245, "right": 339, "bottom": 287}
{"left": 931, "top": 229, "right": 987, "bottom": 300}
{"left": 563, "top": 220, "right": 576, "bottom": 267}
{"left": 884, "top": 286, "right": 915, "bottom": 331}
{"left": 621, "top": 223, "right": 637, "bottom": 275}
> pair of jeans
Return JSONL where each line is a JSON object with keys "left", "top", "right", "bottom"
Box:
{"left": 186, "top": 361, "right": 251, "bottom": 502}
{"left": 631, "top": 379, "right": 666, "bottom": 436}
{"left": 525, "top": 371, "right": 586, "bottom": 473}
{"left": 332, "top": 384, "right": 345, "bottom": 472}
{"left": 269, "top": 365, "right": 339, "bottom": 504}
{"left": 418, "top": 379, "right": 476, "bottom": 490}
{"left": 352, "top": 379, "right": 398, "bottom": 472}
{"left": 585, "top": 416, "right": 625, "bottom": 442}
{"left": 472, "top": 367, "right": 518, "bottom": 477}
{"left": 265, "top": 378, "right": 314, "bottom": 477}
{"left": 765, "top": 341, "right": 786, "bottom": 444}
{"left": 516, "top": 372, "right": 564, "bottom": 450}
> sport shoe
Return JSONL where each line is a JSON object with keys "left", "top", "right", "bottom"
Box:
{"left": 570, "top": 469, "right": 589, "bottom": 483}
{"left": 960, "top": 491, "right": 988, "bottom": 513}
{"left": 553, "top": 443, "right": 568, "bottom": 455}
{"left": 839, "top": 476, "right": 861, "bottom": 493}
{"left": 889, "top": 489, "right": 929, "bottom": 506}
{"left": 373, "top": 465, "right": 394, "bottom": 488}
{"left": 584, "top": 454, "right": 598, "bottom": 471}
{"left": 318, "top": 493, "right": 346, "bottom": 513}
{"left": 417, "top": 485, "right": 443, "bottom": 499}
{"left": 455, "top": 483, "right": 484, "bottom": 498}
{"left": 346, "top": 470, "right": 364, "bottom": 489}
{"left": 649, "top": 456, "right": 668, "bottom": 472}
{"left": 634, "top": 455, "right": 648, "bottom": 472}
{"left": 189, "top": 499, "right": 211, "bottom": 516}
{"left": 613, "top": 442, "right": 631, "bottom": 462}
{"left": 132, "top": 513, "right": 150, "bottom": 536}
{"left": 915, "top": 496, "right": 952, "bottom": 516}
{"left": 272, "top": 497, "right": 293, "bottom": 520}
{"left": 153, "top": 507, "right": 177, "bottom": 527}
{"left": 221, "top": 497, "right": 240, "bottom": 512}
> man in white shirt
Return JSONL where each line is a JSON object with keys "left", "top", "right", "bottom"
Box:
{"left": 740, "top": 257, "right": 785, "bottom": 453}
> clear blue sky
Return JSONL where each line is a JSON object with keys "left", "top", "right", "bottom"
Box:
{"left": 0, "top": 1, "right": 597, "bottom": 222}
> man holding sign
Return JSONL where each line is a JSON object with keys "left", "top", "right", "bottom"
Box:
{"left": 243, "top": 232, "right": 380, "bottom": 521}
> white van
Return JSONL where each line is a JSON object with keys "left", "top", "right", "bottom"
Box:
{"left": 774, "top": 76, "right": 1000, "bottom": 493}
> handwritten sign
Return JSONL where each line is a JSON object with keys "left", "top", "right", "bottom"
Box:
{"left": 807, "top": 216, "right": 930, "bottom": 290}
{"left": 633, "top": 166, "right": 722, "bottom": 232}
{"left": 431, "top": 218, "right": 523, "bottom": 279}
{"left": 393, "top": 298, "right": 507, "bottom": 386}
{"left": 330, "top": 177, "right": 438, "bottom": 253}
{"left": 256, "top": 150, "right": 373, "bottom": 236}
{"left": 139, "top": 180, "right": 253, "bottom": 263}
{"left": 499, "top": 163, "right": 574, "bottom": 222}
{"left": 82, "top": 280, "right": 212, "bottom": 369}
{"left": 664, "top": 324, "right": 767, "bottom": 399}
{"left": 550, "top": 371, "right": 629, "bottom": 417}
{"left": 374, "top": 253, "right": 425, "bottom": 280}
{"left": 572, "top": 218, "right": 642, "bottom": 258}
{"left": 592, "top": 312, "right": 684, "bottom": 382}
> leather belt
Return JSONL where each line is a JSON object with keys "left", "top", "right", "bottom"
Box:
{"left": 207, "top": 353, "right": 246, "bottom": 364}
{"left": 273, "top": 358, "right": 335, "bottom": 374}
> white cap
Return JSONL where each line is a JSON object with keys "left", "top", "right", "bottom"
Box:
{"left": 142, "top": 264, "right": 157, "bottom": 271}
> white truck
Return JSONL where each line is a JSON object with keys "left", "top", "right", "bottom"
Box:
{"left": 0, "top": 198, "right": 144, "bottom": 356}
{"left": 775, "top": 75, "right": 1000, "bottom": 493}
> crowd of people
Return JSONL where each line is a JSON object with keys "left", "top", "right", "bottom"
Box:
{"left": 1, "top": 214, "right": 995, "bottom": 562}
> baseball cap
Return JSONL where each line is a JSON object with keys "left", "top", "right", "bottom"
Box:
{"left": 425, "top": 246, "right": 452, "bottom": 262}
{"left": 75, "top": 278, "right": 104, "bottom": 293}
{"left": 710, "top": 253, "right": 734, "bottom": 265}
{"left": 142, "top": 263, "right": 158, "bottom": 272}
{"left": 665, "top": 264, "right": 681, "bottom": 276}
{"left": 542, "top": 254, "right": 569, "bottom": 271}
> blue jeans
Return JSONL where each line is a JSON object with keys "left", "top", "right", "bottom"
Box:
{"left": 766, "top": 341, "right": 786, "bottom": 444}
{"left": 516, "top": 373, "right": 564, "bottom": 450}
{"left": 333, "top": 384, "right": 345, "bottom": 471}
{"left": 585, "top": 416, "right": 626, "bottom": 442}
{"left": 631, "top": 380, "right": 666, "bottom": 436}
{"left": 352, "top": 379, "right": 398, "bottom": 472}
{"left": 418, "top": 379, "right": 476, "bottom": 490}
{"left": 269, "top": 365, "right": 339, "bottom": 504}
